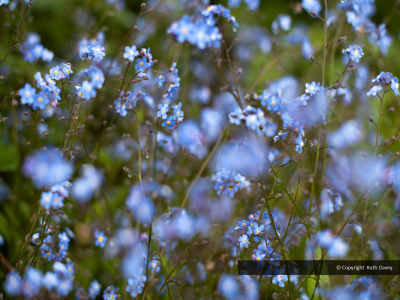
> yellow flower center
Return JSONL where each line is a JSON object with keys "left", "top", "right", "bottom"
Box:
{"left": 25, "top": 91, "right": 30, "bottom": 97}
{"left": 98, "top": 236, "right": 103, "bottom": 242}
{"left": 55, "top": 71, "right": 58, "bottom": 75}
{"left": 300, "top": 142, "right": 304, "bottom": 147}
{"left": 129, "top": 50, "right": 133, "bottom": 55}
{"left": 167, "top": 121, "right": 171, "bottom": 125}
{"left": 219, "top": 186, "right": 223, "bottom": 190}
{"left": 271, "top": 101, "right": 276, "bottom": 106}
{"left": 256, "top": 257, "right": 260, "bottom": 261}
{"left": 139, "top": 62, "right": 143, "bottom": 66}
{"left": 66, "top": 70, "right": 70, "bottom": 74}
{"left": 38, "top": 97, "right": 43, "bottom": 103}
{"left": 310, "top": 86, "right": 314, "bottom": 90}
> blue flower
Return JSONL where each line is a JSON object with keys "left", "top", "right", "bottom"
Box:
{"left": 156, "top": 75, "right": 166, "bottom": 88}
{"left": 273, "top": 131, "right": 289, "bottom": 142}
{"left": 135, "top": 58, "right": 148, "bottom": 73}
{"left": 366, "top": 85, "right": 382, "bottom": 97}
{"left": 23, "top": 149, "right": 73, "bottom": 188}
{"left": 162, "top": 116, "right": 176, "bottom": 129}
{"left": 295, "top": 94, "right": 310, "bottom": 106}
{"left": 115, "top": 100, "right": 128, "bottom": 116}
{"left": 214, "top": 181, "right": 225, "bottom": 195}
{"left": 174, "top": 16, "right": 194, "bottom": 43}
{"left": 52, "top": 193, "right": 64, "bottom": 209}
{"left": 80, "top": 81, "right": 96, "bottom": 100}
{"left": 56, "top": 279, "right": 73, "bottom": 296}
{"left": 237, "top": 220, "right": 248, "bottom": 231}
{"left": 51, "top": 181, "right": 71, "bottom": 197}
{"left": 266, "top": 94, "right": 281, "bottom": 112}
{"left": 40, "top": 191, "right": 54, "bottom": 210}
{"left": 90, "top": 43, "right": 105, "bottom": 60}
{"left": 66, "top": 262, "right": 74, "bottom": 277}
{"left": 88, "top": 280, "right": 101, "bottom": 300}
{"left": 247, "top": 219, "right": 265, "bottom": 242}
{"left": 19, "top": 83, "right": 36, "bottom": 105}
{"left": 126, "top": 278, "right": 143, "bottom": 297}
{"left": 157, "top": 103, "right": 169, "bottom": 120}
{"left": 244, "top": 0, "right": 260, "bottom": 10}
{"left": 42, "top": 272, "right": 58, "bottom": 291}
{"left": 190, "top": 21, "right": 210, "bottom": 50}
{"left": 305, "top": 81, "right": 321, "bottom": 96}
{"left": 58, "top": 232, "right": 70, "bottom": 245}
{"left": 342, "top": 44, "right": 364, "bottom": 63}
{"left": 239, "top": 234, "right": 250, "bottom": 248}
{"left": 123, "top": 45, "right": 139, "bottom": 62}
{"left": 164, "top": 83, "right": 179, "bottom": 98}
{"left": 208, "top": 26, "right": 222, "bottom": 48}
{"left": 223, "top": 182, "right": 239, "bottom": 197}
{"left": 136, "top": 274, "right": 147, "bottom": 287}
{"left": 302, "top": 0, "right": 322, "bottom": 14}
{"left": 172, "top": 102, "right": 184, "bottom": 122}
{"left": 272, "top": 275, "right": 288, "bottom": 287}
{"left": 62, "top": 63, "right": 73, "bottom": 79}
{"left": 50, "top": 65, "right": 62, "bottom": 80}
{"left": 372, "top": 71, "right": 393, "bottom": 84}
{"left": 4, "top": 271, "right": 22, "bottom": 296}
{"left": 254, "top": 249, "right": 266, "bottom": 261}
{"left": 391, "top": 77, "right": 399, "bottom": 96}
{"left": 104, "top": 291, "right": 118, "bottom": 300}
{"left": 32, "top": 92, "right": 49, "bottom": 110}
{"left": 90, "top": 67, "right": 105, "bottom": 89}
{"left": 95, "top": 231, "right": 107, "bottom": 248}
{"left": 295, "top": 136, "right": 305, "bottom": 154}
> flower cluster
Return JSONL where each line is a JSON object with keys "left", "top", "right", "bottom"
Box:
{"left": 76, "top": 66, "right": 104, "bottom": 100}
{"left": 167, "top": 3, "right": 238, "bottom": 50}
{"left": 79, "top": 43, "right": 105, "bottom": 61}
{"left": 228, "top": 0, "right": 260, "bottom": 10}
{"left": 229, "top": 105, "right": 277, "bottom": 137}
{"left": 157, "top": 102, "right": 184, "bottom": 129}
{"left": 22, "top": 149, "right": 73, "bottom": 188}
{"left": 20, "top": 33, "right": 54, "bottom": 63}
{"left": 72, "top": 165, "right": 103, "bottom": 203}
{"left": 39, "top": 181, "right": 71, "bottom": 210}
{"left": 341, "top": 1, "right": 393, "bottom": 56}
{"left": 19, "top": 65, "right": 72, "bottom": 110}
{"left": 213, "top": 169, "right": 251, "bottom": 198}
{"left": 4, "top": 263, "right": 74, "bottom": 298}
{"left": 342, "top": 44, "right": 364, "bottom": 63}
{"left": 103, "top": 285, "right": 119, "bottom": 300}
{"left": 271, "top": 14, "right": 292, "bottom": 34}
{"left": 126, "top": 272, "right": 147, "bottom": 297}
{"left": 368, "top": 71, "right": 400, "bottom": 97}
{"left": 123, "top": 46, "right": 154, "bottom": 73}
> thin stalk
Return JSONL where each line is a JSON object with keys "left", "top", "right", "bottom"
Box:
{"left": 0, "top": 3, "right": 30, "bottom": 68}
